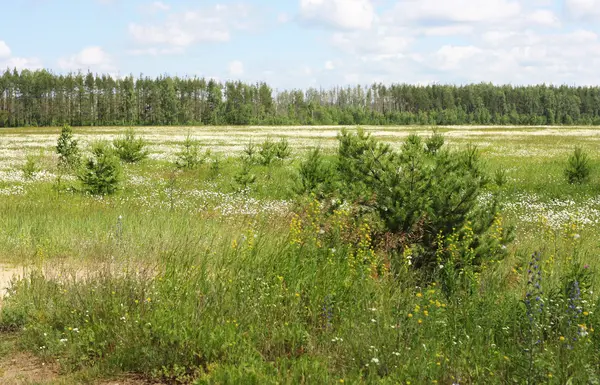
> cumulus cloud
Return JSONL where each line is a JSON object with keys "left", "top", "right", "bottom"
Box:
{"left": 228, "top": 60, "right": 245, "bottom": 76}
{"left": 58, "top": 46, "right": 115, "bottom": 72}
{"left": 391, "top": 0, "right": 521, "bottom": 23}
{"left": 529, "top": 9, "right": 560, "bottom": 26}
{"left": 293, "top": 0, "right": 600, "bottom": 86}
{"left": 565, "top": 0, "right": 600, "bottom": 20}
{"left": 0, "top": 40, "right": 43, "bottom": 71}
{"left": 0, "top": 41, "right": 11, "bottom": 58}
{"left": 129, "top": 3, "right": 255, "bottom": 49}
{"left": 149, "top": 1, "right": 169, "bottom": 12}
{"left": 299, "top": 0, "right": 375, "bottom": 30}
{"left": 2, "top": 57, "right": 44, "bottom": 71}
{"left": 128, "top": 47, "right": 184, "bottom": 56}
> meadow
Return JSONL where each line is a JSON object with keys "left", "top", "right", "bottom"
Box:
{"left": 0, "top": 125, "right": 600, "bottom": 384}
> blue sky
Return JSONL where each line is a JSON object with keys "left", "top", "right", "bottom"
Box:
{"left": 1, "top": 0, "right": 600, "bottom": 88}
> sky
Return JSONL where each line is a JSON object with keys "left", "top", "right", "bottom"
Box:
{"left": 1, "top": 0, "right": 600, "bottom": 89}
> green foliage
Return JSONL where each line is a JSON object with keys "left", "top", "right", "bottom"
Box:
{"left": 175, "top": 134, "right": 206, "bottom": 170}
{"left": 4, "top": 128, "right": 600, "bottom": 384}
{"left": 425, "top": 129, "right": 445, "bottom": 155}
{"left": 494, "top": 168, "right": 508, "bottom": 187}
{"left": 317, "top": 128, "right": 513, "bottom": 275}
{"left": 0, "top": 109, "right": 9, "bottom": 127}
{"left": 242, "top": 140, "right": 257, "bottom": 164}
{"left": 275, "top": 138, "right": 292, "bottom": 160}
{"left": 209, "top": 153, "right": 221, "bottom": 178}
{"left": 234, "top": 159, "right": 256, "bottom": 191}
{"left": 5, "top": 68, "right": 600, "bottom": 126}
{"left": 56, "top": 124, "right": 80, "bottom": 170}
{"left": 112, "top": 128, "right": 149, "bottom": 163}
{"left": 21, "top": 153, "right": 40, "bottom": 180}
{"left": 77, "top": 141, "right": 123, "bottom": 195}
{"left": 1, "top": 207, "right": 598, "bottom": 384}
{"left": 295, "top": 147, "right": 331, "bottom": 196}
{"left": 259, "top": 137, "right": 277, "bottom": 166}
{"left": 565, "top": 146, "right": 591, "bottom": 184}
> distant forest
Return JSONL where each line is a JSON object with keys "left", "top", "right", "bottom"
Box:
{"left": 1, "top": 69, "right": 600, "bottom": 127}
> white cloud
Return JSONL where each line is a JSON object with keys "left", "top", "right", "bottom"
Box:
{"left": 0, "top": 41, "right": 11, "bottom": 58}
{"left": 128, "top": 47, "right": 184, "bottom": 56}
{"left": 2, "top": 57, "right": 43, "bottom": 71}
{"left": 228, "top": 60, "right": 244, "bottom": 76}
{"left": 149, "top": 1, "right": 170, "bottom": 12}
{"left": 331, "top": 29, "right": 412, "bottom": 59}
{"left": 129, "top": 4, "right": 255, "bottom": 49}
{"left": 417, "top": 28, "right": 600, "bottom": 85}
{"left": 293, "top": 0, "right": 600, "bottom": 87}
{"left": 0, "top": 40, "right": 42, "bottom": 71}
{"left": 286, "top": 0, "right": 600, "bottom": 88}
{"left": 392, "top": 0, "right": 521, "bottom": 23}
{"left": 420, "top": 25, "right": 474, "bottom": 37}
{"left": 434, "top": 45, "right": 484, "bottom": 70}
{"left": 529, "top": 9, "right": 560, "bottom": 26}
{"left": 565, "top": 0, "right": 600, "bottom": 20}
{"left": 58, "top": 46, "right": 115, "bottom": 72}
{"left": 299, "top": 0, "right": 375, "bottom": 30}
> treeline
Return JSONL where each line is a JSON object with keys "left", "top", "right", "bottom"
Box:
{"left": 1, "top": 68, "right": 600, "bottom": 127}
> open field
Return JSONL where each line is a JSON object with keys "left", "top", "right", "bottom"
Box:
{"left": 1, "top": 125, "right": 600, "bottom": 384}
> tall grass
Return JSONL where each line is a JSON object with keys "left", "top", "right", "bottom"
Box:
{"left": 2, "top": 201, "right": 600, "bottom": 384}
{"left": 1, "top": 128, "right": 600, "bottom": 383}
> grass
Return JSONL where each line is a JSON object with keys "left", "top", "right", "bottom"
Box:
{"left": 1, "top": 125, "right": 600, "bottom": 384}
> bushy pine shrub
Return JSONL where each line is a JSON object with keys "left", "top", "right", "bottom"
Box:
{"left": 78, "top": 141, "right": 123, "bottom": 195}
{"left": 259, "top": 137, "right": 277, "bottom": 166}
{"left": 302, "top": 128, "right": 512, "bottom": 276}
{"left": 275, "top": 137, "right": 292, "bottom": 160}
{"left": 425, "top": 129, "right": 445, "bottom": 155}
{"left": 175, "top": 134, "right": 206, "bottom": 170}
{"left": 242, "top": 140, "right": 257, "bottom": 163}
{"left": 113, "top": 128, "right": 149, "bottom": 163}
{"left": 296, "top": 147, "right": 332, "bottom": 197}
{"left": 565, "top": 146, "right": 591, "bottom": 184}
{"left": 21, "top": 153, "right": 39, "bottom": 180}
{"left": 234, "top": 159, "right": 256, "bottom": 191}
{"left": 56, "top": 124, "right": 80, "bottom": 169}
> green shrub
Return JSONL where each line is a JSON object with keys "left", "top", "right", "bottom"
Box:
{"left": 295, "top": 147, "right": 331, "bottom": 197}
{"left": 21, "top": 154, "right": 39, "bottom": 180}
{"left": 234, "top": 159, "right": 256, "bottom": 191}
{"left": 494, "top": 168, "right": 508, "bottom": 187}
{"left": 209, "top": 153, "right": 221, "bottom": 178}
{"left": 275, "top": 138, "right": 292, "bottom": 160}
{"left": 565, "top": 146, "right": 591, "bottom": 184}
{"left": 259, "top": 137, "right": 277, "bottom": 166}
{"left": 112, "top": 128, "right": 149, "bottom": 163}
{"left": 327, "top": 128, "right": 512, "bottom": 275}
{"left": 175, "top": 134, "right": 206, "bottom": 170}
{"left": 78, "top": 141, "right": 123, "bottom": 195}
{"left": 425, "top": 129, "right": 445, "bottom": 155}
{"left": 56, "top": 124, "right": 80, "bottom": 169}
{"left": 243, "top": 140, "right": 257, "bottom": 163}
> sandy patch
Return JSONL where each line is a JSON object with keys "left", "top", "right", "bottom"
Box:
{"left": 0, "top": 265, "right": 22, "bottom": 299}
{"left": 0, "top": 352, "right": 59, "bottom": 384}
